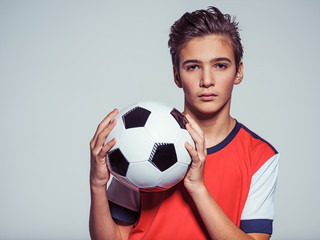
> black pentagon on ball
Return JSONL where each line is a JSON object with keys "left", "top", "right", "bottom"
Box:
{"left": 149, "top": 143, "right": 177, "bottom": 172}
{"left": 107, "top": 148, "right": 129, "bottom": 177}
{"left": 122, "top": 107, "right": 151, "bottom": 129}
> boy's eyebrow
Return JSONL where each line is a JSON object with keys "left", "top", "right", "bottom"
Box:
{"left": 182, "top": 57, "right": 232, "bottom": 66}
{"left": 212, "top": 57, "right": 232, "bottom": 63}
{"left": 182, "top": 59, "right": 201, "bottom": 66}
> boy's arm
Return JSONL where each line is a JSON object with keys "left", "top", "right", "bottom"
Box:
{"left": 89, "top": 186, "right": 133, "bottom": 240}
{"left": 186, "top": 185, "right": 270, "bottom": 240}
{"left": 89, "top": 109, "right": 133, "bottom": 240}
{"left": 184, "top": 115, "right": 271, "bottom": 240}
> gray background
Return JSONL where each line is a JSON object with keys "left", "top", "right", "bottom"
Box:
{"left": 1, "top": 0, "right": 319, "bottom": 239}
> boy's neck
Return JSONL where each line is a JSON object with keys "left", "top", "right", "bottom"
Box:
{"left": 199, "top": 114, "right": 235, "bottom": 148}
{"left": 184, "top": 105, "right": 236, "bottom": 149}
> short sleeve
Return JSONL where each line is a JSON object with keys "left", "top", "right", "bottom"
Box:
{"left": 240, "top": 153, "right": 280, "bottom": 234}
{"left": 107, "top": 177, "right": 140, "bottom": 224}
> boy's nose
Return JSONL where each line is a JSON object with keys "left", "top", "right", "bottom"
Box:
{"left": 200, "top": 68, "right": 214, "bottom": 87}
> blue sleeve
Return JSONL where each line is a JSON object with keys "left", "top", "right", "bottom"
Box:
{"left": 109, "top": 201, "right": 139, "bottom": 224}
{"left": 107, "top": 177, "right": 140, "bottom": 224}
{"left": 240, "top": 219, "right": 273, "bottom": 234}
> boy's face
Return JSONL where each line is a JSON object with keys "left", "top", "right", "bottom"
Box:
{"left": 174, "top": 34, "right": 243, "bottom": 118}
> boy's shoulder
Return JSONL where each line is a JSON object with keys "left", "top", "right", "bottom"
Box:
{"left": 207, "top": 120, "right": 277, "bottom": 156}
{"left": 238, "top": 122, "right": 278, "bottom": 155}
{"left": 236, "top": 121, "right": 279, "bottom": 173}
{"left": 206, "top": 120, "right": 279, "bottom": 181}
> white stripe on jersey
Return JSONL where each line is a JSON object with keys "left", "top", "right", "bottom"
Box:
{"left": 241, "top": 154, "right": 280, "bottom": 220}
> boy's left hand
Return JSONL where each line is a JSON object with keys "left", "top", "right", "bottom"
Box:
{"left": 183, "top": 114, "right": 207, "bottom": 195}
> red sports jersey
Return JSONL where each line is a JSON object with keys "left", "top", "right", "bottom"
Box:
{"left": 107, "top": 121, "right": 279, "bottom": 239}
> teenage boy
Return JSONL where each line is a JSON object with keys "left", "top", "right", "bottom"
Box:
{"left": 89, "top": 6, "right": 279, "bottom": 240}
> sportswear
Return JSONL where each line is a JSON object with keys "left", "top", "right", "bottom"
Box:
{"left": 107, "top": 120, "right": 279, "bottom": 239}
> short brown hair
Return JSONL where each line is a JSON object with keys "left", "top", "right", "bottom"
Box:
{"left": 168, "top": 6, "right": 243, "bottom": 72}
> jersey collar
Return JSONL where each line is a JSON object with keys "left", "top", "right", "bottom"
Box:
{"left": 206, "top": 120, "right": 241, "bottom": 154}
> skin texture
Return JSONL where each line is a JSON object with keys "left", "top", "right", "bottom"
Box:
{"left": 89, "top": 34, "right": 271, "bottom": 240}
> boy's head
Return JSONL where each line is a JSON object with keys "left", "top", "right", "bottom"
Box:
{"left": 168, "top": 6, "right": 243, "bottom": 74}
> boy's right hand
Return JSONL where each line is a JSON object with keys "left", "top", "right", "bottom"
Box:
{"left": 90, "top": 109, "right": 118, "bottom": 190}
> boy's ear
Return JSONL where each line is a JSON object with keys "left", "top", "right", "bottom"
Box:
{"left": 234, "top": 61, "right": 243, "bottom": 85}
{"left": 173, "top": 66, "right": 182, "bottom": 88}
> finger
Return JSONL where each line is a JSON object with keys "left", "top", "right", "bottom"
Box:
{"left": 91, "top": 109, "right": 118, "bottom": 148}
{"left": 186, "top": 122, "right": 201, "bottom": 143}
{"left": 94, "top": 118, "right": 117, "bottom": 151}
{"left": 185, "top": 141, "right": 200, "bottom": 164}
{"left": 185, "top": 114, "right": 203, "bottom": 137}
{"left": 98, "top": 137, "right": 117, "bottom": 159}
{"left": 185, "top": 115, "right": 204, "bottom": 145}
{"left": 186, "top": 123, "right": 206, "bottom": 156}
{"left": 185, "top": 115, "right": 206, "bottom": 154}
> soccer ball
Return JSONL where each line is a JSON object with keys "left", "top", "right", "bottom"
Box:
{"left": 105, "top": 101, "right": 194, "bottom": 192}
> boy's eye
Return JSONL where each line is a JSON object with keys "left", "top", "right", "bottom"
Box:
{"left": 215, "top": 63, "right": 228, "bottom": 69}
{"left": 186, "top": 65, "right": 199, "bottom": 71}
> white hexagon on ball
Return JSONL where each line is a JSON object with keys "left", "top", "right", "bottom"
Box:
{"left": 119, "top": 128, "right": 154, "bottom": 163}
{"left": 145, "top": 110, "right": 181, "bottom": 143}
{"left": 126, "top": 161, "right": 161, "bottom": 189}
{"left": 158, "top": 162, "right": 189, "bottom": 189}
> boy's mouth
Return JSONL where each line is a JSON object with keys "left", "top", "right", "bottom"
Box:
{"left": 199, "top": 93, "right": 217, "bottom": 101}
